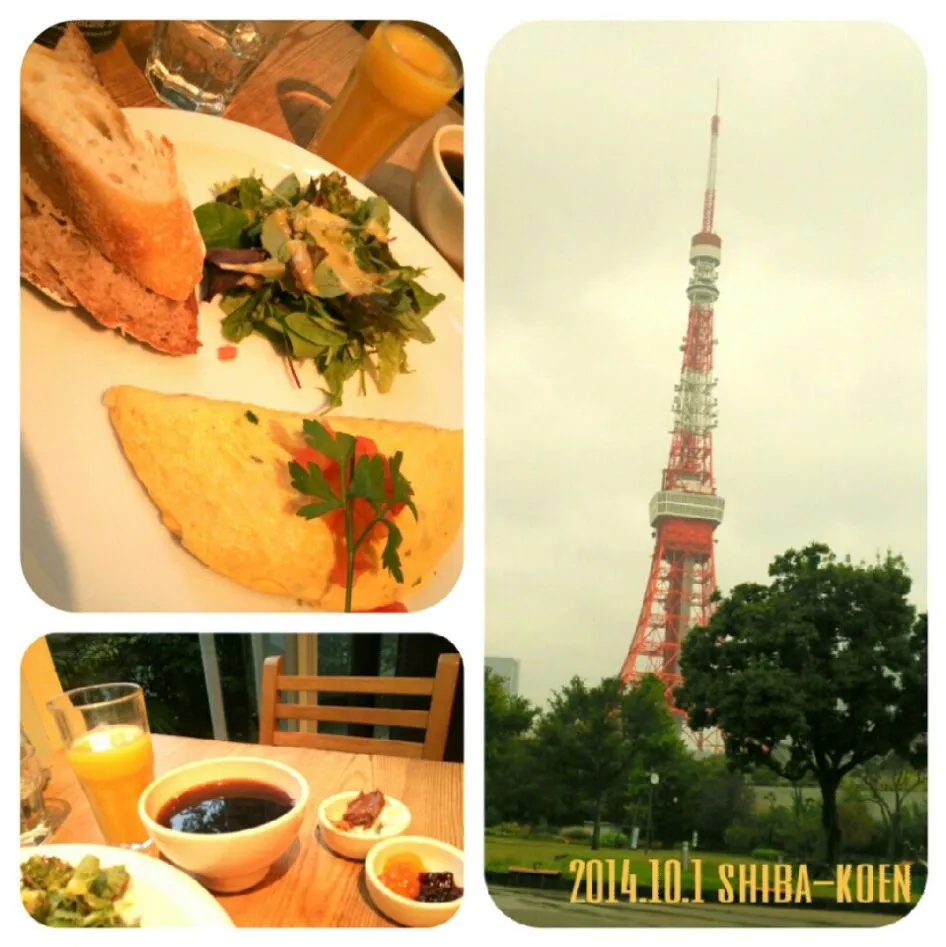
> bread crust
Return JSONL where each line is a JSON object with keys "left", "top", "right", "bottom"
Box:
{"left": 53, "top": 22, "right": 100, "bottom": 81}
{"left": 21, "top": 171, "right": 200, "bottom": 355}
{"left": 21, "top": 265, "right": 77, "bottom": 307}
{"left": 20, "top": 34, "right": 205, "bottom": 301}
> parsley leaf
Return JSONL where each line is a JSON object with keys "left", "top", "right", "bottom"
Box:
{"left": 289, "top": 459, "right": 341, "bottom": 517}
{"left": 289, "top": 420, "right": 417, "bottom": 611}
{"left": 350, "top": 454, "right": 389, "bottom": 510}
{"left": 302, "top": 418, "right": 342, "bottom": 463}
{"left": 388, "top": 451, "right": 419, "bottom": 520}
{"left": 378, "top": 520, "right": 405, "bottom": 584}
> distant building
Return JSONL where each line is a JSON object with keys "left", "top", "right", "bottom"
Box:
{"left": 486, "top": 656, "right": 520, "bottom": 695}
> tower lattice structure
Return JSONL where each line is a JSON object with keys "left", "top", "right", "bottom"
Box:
{"left": 619, "top": 92, "right": 725, "bottom": 755}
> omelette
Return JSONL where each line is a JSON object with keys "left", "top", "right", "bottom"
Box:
{"left": 103, "top": 385, "right": 463, "bottom": 610}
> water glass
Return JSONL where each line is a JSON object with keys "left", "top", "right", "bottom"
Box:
{"left": 47, "top": 683, "right": 156, "bottom": 851}
{"left": 145, "top": 21, "right": 286, "bottom": 115}
{"left": 20, "top": 734, "right": 52, "bottom": 846}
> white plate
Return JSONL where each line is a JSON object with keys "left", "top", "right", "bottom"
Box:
{"left": 19, "top": 843, "right": 234, "bottom": 927}
{"left": 21, "top": 109, "right": 463, "bottom": 612}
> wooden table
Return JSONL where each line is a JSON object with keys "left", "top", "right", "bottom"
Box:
{"left": 93, "top": 21, "right": 463, "bottom": 224}
{"left": 43, "top": 734, "right": 464, "bottom": 927}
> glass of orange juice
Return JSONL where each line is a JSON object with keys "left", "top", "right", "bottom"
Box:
{"left": 47, "top": 683, "right": 155, "bottom": 850}
{"left": 314, "top": 21, "right": 462, "bottom": 180}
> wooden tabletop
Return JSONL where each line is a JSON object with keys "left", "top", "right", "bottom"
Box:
{"left": 94, "top": 21, "right": 463, "bottom": 222}
{"left": 41, "top": 733, "right": 464, "bottom": 928}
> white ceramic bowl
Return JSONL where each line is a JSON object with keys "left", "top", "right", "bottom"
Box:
{"left": 138, "top": 756, "right": 309, "bottom": 894}
{"left": 364, "top": 835, "right": 464, "bottom": 928}
{"left": 317, "top": 790, "right": 412, "bottom": 860}
{"left": 412, "top": 124, "right": 463, "bottom": 271}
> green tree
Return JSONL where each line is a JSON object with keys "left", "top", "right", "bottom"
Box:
{"left": 682, "top": 756, "right": 755, "bottom": 849}
{"left": 606, "top": 676, "right": 690, "bottom": 844}
{"left": 836, "top": 786, "right": 881, "bottom": 854}
{"left": 675, "top": 543, "right": 926, "bottom": 865}
{"left": 853, "top": 752, "right": 927, "bottom": 860}
{"left": 484, "top": 669, "right": 539, "bottom": 825}
{"left": 534, "top": 674, "right": 679, "bottom": 849}
{"left": 47, "top": 634, "right": 259, "bottom": 742}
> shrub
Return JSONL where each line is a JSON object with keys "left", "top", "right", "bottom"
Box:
{"left": 837, "top": 798, "right": 882, "bottom": 853}
{"left": 561, "top": 826, "right": 593, "bottom": 841}
{"left": 601, "top": 832, "right": 629, "bottom": 848}
{"left": 751, "top": 847, "right": 784, "bottom": 861}
{"left": 723, "top": 822, "right": 759, "bottom": 854}
{"left": 488, "top": 822, "right": 531, "bottom": 838}
{"left": 529, "top": 832, "right": 565, "bottom": 843}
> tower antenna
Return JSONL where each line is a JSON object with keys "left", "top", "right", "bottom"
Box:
{"left": 703, "top": 83, "right": 721, "bottom": 234}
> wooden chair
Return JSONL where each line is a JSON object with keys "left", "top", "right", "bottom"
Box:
{"left": 258, "top": 652, "right": 460, "bottom": 761}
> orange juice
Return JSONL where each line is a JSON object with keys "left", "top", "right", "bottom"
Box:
{"left": 66, "top": 724, "right": 155, "bottom": 845}
{"left": 316, "top": 23, "right": 461, "bottom": 179}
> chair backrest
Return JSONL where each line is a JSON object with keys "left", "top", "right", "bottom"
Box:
{"left": 258, "top": 652, "right": 460, "bottom": 761}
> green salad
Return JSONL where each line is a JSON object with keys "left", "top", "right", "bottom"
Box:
{"left": 194, "top": 170, "right": 445, "bottom": 407}
{"left": 21, "top": 854, "right": 137, "bottom": 927}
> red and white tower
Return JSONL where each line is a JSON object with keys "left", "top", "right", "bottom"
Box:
{"left": 619, "top": 90, "right": 725, "bottom": 755}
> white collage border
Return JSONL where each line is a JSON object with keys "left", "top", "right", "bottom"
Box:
{"left": 3, "top": 1, "right": 941, "bottom": 941}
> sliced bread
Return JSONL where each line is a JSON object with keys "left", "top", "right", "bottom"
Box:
{"left": 20, "top": 26, "right": 205, "bottom": 301}
{"left": 21, "top": 170, "right": 200, "bottom": 355}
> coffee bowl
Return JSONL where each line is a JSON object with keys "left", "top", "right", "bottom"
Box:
{"left": 317, "top": 790, "right": 412, "bottom": 860}
{"left": 364, "top": 835, "right": 464, "bottom": 927}
{"left": 412, "top": 124, "right": 463, "bottom": 271}
{"left": 138, "top": 756, "right": 309, "bottom": 894}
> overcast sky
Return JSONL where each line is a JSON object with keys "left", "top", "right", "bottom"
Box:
{"left": 485, "top": 22, "right": 926, "bottom": 708}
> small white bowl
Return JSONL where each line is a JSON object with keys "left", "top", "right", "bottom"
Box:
{"left": 317, "top": 790, "right": 411, "bottom": 860}
{"left": 412, "top": 123, "right": 463, "bottom": 271}
{"left": 364, "top": 835, "right": 464, "bottom": 928}
{"left": 138, "top": 757, "right": 309, "bottom": 894}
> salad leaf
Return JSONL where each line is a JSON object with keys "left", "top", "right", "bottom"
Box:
{"left": 377, "top": 333, "right": 407, "bottom": 394}
{"left": 311, "top": 261, "right": 349, "bottom": 298}
{"left": 220, "top": 289, "right": 267, "bottom": 342}
{"left": 282, "top": 311, "right": 350, "bottom": 356}
{"left": 238, "top": 176, "right": 264, "bottom": 210}
{"left": 194, "top": 202, "right": 251, "bottom": 248}
{"left": 260, "top": 213, "right": 289, "bottom": 262}
{"left": 273, "top": 173, "right": 302, "bottom": 204}
{"left": 408, "top": 280, "right": 447, "bottom": 318}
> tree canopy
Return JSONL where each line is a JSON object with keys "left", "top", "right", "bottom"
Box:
{"left": 484, "top": 669, "right": 540, "bottom": 826}
{"left": 675, "top": 542, "right": 927, "bottom": 863}
{"left": 533, "top": 674, "right": 680, "bottom": 848}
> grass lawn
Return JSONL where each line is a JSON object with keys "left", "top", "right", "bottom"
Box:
{"left": 486, "top": 837, "right": 754, "bottom": 890}
{"left": 485, "top": 837, "right": 921, "bottom": 906}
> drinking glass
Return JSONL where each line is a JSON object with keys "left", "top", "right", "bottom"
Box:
{"left": 20, "top": 733, "right": 52, "bottom": 846}
{"left": 144, "top": 21, "right": 287, "bottom": 115}
{"left": 47, "top": 683, "right": 155, "bottom": 850}
{"left": 314, "top": 22, "right": 462, "bottom": 180}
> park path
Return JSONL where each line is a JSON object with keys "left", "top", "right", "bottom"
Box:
{"left": 488, "top": 887, "right": 900, "bottom": 928}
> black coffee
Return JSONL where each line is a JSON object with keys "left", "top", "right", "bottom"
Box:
{"left": 441, "top": 149, "right": 463, "bottom": 195}
{"left": 156, "top": 779, "right": 294, "bottom": 835}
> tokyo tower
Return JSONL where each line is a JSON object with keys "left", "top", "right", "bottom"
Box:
{"left": 619, "top": 90, "right": 726, "bottom": 755}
